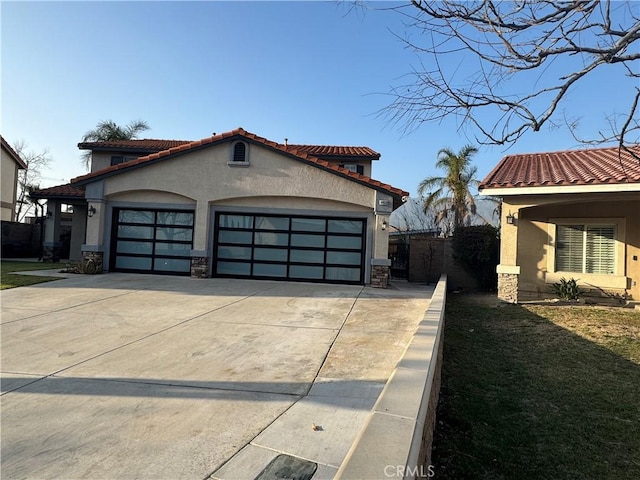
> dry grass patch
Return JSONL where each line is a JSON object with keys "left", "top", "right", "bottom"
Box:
{"left": 432, "top": 294, "right": 640, "bottom": 480}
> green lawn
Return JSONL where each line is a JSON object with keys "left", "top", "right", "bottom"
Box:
{"left": 432, "top": 294, "right": 640, "bottom": 480}
{"left": 1, "top": 260, "right": 64, "bottom": 290}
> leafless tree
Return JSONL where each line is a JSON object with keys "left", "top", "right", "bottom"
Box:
{"left": 379, "top": 1, "right": 639, "bottom": 154}
{"left": 13, "top": 141, "right": 51, "bottom": 223}
{"left": 390, "top": 197, "right": 439, "bottom": 232}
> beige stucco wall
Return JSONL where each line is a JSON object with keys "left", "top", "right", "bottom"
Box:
{"left": 88, "top": 142, "right": 392, "bottom": 281}
{"left": 1, "top": 146, "right": 20, "bottom": 221}
{"left": 499, "top": 192, "right": 640, "bottom": 300}
{"left": 89, "top": 152, "right": 112, "bottom": 172}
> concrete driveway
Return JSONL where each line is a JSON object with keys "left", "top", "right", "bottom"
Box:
{"left": 1, "top": 273, "right": 432, "bottom": 479}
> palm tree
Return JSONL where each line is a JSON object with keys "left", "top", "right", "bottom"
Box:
{"left": 81, "top": 119, "right": 149, "bottom": 169}
{"left": 417, "top": 144, "right": 480, "bottom": 236}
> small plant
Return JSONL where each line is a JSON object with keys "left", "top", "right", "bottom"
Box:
{"left": 60, "top": 259, "right": 101, "bottom": 275}
{"left": 552, "top": 277, "right": 581, "bottom": 300}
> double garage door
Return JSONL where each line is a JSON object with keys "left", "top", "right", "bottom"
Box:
{"left": 214, "top": 212, "right": 366, "bottom": 284}
{"left": 111, "top": 209, "right": 367, "bottom": 284}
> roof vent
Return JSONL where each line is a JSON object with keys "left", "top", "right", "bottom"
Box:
{"left": 284, "top": 138, "right": 288, "bottom": 146}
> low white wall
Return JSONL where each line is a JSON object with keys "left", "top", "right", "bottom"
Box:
{"left": 335, "top": 274, "right": 447, "bottom": 480}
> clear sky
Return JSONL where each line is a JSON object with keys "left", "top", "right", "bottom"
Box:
{"left": 2, "top": 1, "right": 637, "bottom": 196}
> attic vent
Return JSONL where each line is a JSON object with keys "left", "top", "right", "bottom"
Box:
{"left": 233, "top": 142, "right": 247, "bottom": 162}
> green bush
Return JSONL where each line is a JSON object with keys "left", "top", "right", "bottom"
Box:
{"left": 451, "top": 225, "right": 500, "bottom": 291}
{"left": 552, "top": 277, "right": 581, "bottom": 300}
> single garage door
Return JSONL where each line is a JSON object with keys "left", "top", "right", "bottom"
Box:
{"left": 110, "top": 208, "right": 195, "bottom": 275}
{"left": 214, "top": 212, "right": 366, "bottom": 284}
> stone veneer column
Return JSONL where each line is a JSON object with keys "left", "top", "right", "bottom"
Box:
{"left": 497, "top": 265, "right": 520, "bottom": 303}
{"left": 370, "top": 259, "right": 391, "bottom": 288}
{"left": 190, "top": 256, "right": 210, "bottom": 278}
{"left": 81, "top": 250, "right": 104, "bottom": 273}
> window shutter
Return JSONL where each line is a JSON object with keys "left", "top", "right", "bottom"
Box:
{"left": 356, "top": 165, "right": 364, "bottom": 175}
{"left": 233, "top": 142, "right": 246, "bottom": 162}
{"left": 556, "top": 225, "right": 584, "bottom": 273}
{"left": 585, "top": 226, "right": 615, "bottom": 274}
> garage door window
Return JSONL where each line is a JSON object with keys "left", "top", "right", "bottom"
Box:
{"left": 214, "top": 213, "right": 366, "bottom": 284}
{"left": 111, "top": 208, "right": 194, "bottom": 275}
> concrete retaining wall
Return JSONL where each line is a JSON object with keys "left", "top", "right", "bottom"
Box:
{"left": 335, "top": 274, "right": 447, "bottom": 479}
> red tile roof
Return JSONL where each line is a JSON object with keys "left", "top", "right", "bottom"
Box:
{"left": 480, "top": 145, "right": 640, "bottom": 189}
{"left": 286, "top": 144, "right": 380, "bottom": 160}
{"left": 1, "top": 135, "right": 28, "bottom": 169}
{"left": 77, "top": 139, "right": 192, "bottom": 151}
{"left": 71, "top": 128, "right": 408, "bottom": 200}
{"left": 29, "top": 184, "right": 85, "bottom": 200}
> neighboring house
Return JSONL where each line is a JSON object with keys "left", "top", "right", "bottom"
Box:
{"left": 479, "top": 145, "right": 640, "bottom": 303}
{"left": 1, "top": 136, "right": 28, "bottom": 222}
{"left": 31, "top": 127, "right": 408, "bottom": 287}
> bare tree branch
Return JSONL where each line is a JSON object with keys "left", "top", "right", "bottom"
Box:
{"left": 377, "top": 0, "right": 639, "bottom": 149}
{"left": 13, "top": 141, "right": 52, "bottom": 222}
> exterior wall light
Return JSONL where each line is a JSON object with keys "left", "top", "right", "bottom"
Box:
{"left": 506, "top": 212, "right": 516, "bottom": 225}
{"left": 382, "top": 219, "right": 388, "bottom": 230}
{"left": 87, "top": 205, "right": 97, "bottom": 218}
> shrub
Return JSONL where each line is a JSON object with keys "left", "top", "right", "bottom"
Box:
{"left": 451, "top": 225, "right": 500, "bottom": 291}
{"left": 552, "top": 277, "right": 581, "bottom": 300}
{"left": 60, "top": 259, "right": 101, "bottom": 275}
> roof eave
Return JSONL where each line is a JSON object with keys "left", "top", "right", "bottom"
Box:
{"left": 77, "top": 143, "right": 163, "bottom": 154}
{"left": 479, "top": 182, "right": 640, "bottom": 196}
{"left": 71, "top": 130, "right": 408, "bottom": 200}
{"left": 1, "top": 137, "right": 28, "bottom": 169}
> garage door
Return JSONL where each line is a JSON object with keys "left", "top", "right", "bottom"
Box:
{"left": 214, "top": 213, "right": 366, "bottom": 284}
{"left": 110, "top": 208, "right": 194, "bottom": 275}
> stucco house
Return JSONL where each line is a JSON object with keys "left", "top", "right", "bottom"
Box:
{"left": 479, "top": 145, "right": 640, "bottom": 303}
{"left": 31, "top": 127, "right": 408, "bottom": 286}
{"left": 1, "top": 136, "right": 28, "bottom": 222}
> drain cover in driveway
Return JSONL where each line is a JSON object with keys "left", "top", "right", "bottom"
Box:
{"left": 254, "top": 454, "right": 318, "bottom": 480}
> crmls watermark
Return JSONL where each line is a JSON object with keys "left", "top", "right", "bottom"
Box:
{"left": 384, "top": 465, "right": 436, "bottom": 478}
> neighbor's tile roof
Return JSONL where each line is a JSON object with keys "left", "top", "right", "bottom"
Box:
{"left": 1, "top": 135, "right": 28, "bottom": 169}
{"left": 287, "top": 145, "right": 380, "bottom": 160}
{"left": 77, "top": 139, "right": 192, "bottom": 150}
{"left": 480, "top": 145, "right": 640, "bottom": 189}
{"left": 29, "top": 184, "right": 85, "bottom": 200}
{"left": 71, "top": 128, "right": 408, "bottom": 199}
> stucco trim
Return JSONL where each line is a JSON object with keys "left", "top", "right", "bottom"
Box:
{"left": 371, "top": 258, "right": 391, "bottom": 266}
{"left": 81, "top": 244, "right": 104, "bottom": 252}
{"left": 496, "top": 264, "right": 521, "bottom": 275}
{"left": 481, "top": 183, "right": 640, "bottom": 196}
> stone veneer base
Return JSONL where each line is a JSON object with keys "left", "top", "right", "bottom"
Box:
{"left": 370, "top": 265, "right": 390, "bottom": 288}
{"left": 190, "top": 257, "right": 210, "bottom": 278}
{"left": 498, "top": 272, "right": 519, "bottom": 303}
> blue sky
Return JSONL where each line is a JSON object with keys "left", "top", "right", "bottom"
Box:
{"left": 2, "top": 1, "right": 637, "bottom": 196}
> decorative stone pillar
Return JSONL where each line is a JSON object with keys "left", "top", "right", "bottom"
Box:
{"left": 81, "top": 250, "right": 104, "bottom": 273}
{"left": 190, "top": 256, "right": 210, "bottom": 278}
{"left": 497, "top": 265, "right": 520, "bottom": 303}
{"left": 42, "top": 200, "right": 62, "bottom": 262}
{"left": 370, "top": 258, "right": 391, "bottom": 288}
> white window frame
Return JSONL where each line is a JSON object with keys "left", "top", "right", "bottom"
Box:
{"left": 546, "top": 217, "right": 627, "bottom": 289}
